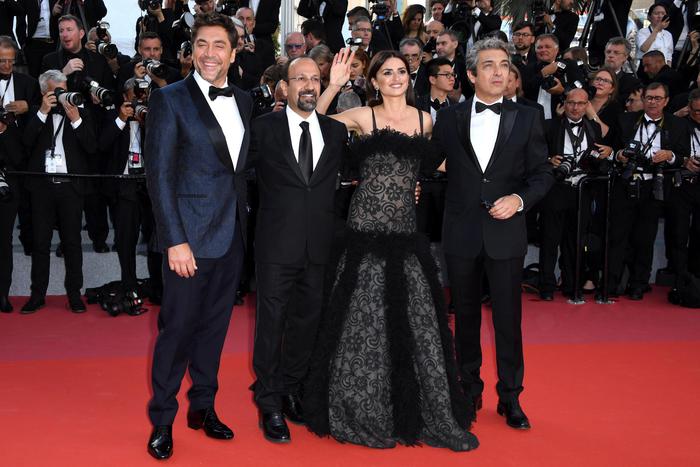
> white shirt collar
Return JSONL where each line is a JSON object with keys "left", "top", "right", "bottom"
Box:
{"left": 193, "top": 70, "right": 229, "bottom": 99}
{"left": 286, "top": 105, "right": 319, "bottom": 128}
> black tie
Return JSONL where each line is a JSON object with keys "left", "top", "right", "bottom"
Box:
{"left": 431, "top": 98, "right": 447, "bottom": 112}
{"left": 569, "top": 121, "right": 583, "bottom": 128}
{"left": 410, "top": 72, "right": 417, "bottom": 80}
{"left": 208, "top": 84, "right": 236, "bottom": 101}
{"left": 645, "top": 118, "right": 661, "bottom": 127}
{"left": 475, "top": 101, "right": 502, "bottom": 114}
{"left": 298, "top": 121, "right": 313, "bottom": 183}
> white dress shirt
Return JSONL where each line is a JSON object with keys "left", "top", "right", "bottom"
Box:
{"left": 692, "top": 127, "right": 700, "bottom": 156}
{"left": 37, "top": 110, "right": 84, "bottom": 174}
{"left": 286, "top": 105, "right": 325, "bottom": 169}
{"left": 563, "top": 119, "right": 589, "bottom": 185}
{"left": 115, "top": 117, "right": 143, "bottom": 174}
{"left": 0, "top": 74, "right": 15, "bottom": 107}
{"left": 637, "top": 27, "right": 674, "bottom": 64}
{"left": 633, "top": 114, "right": 675, "bottom": 180}
{"left": 193, "top": 71, "right": 245, "bottom": 170}
{"left": 537, "top": 87, "right": 553, "bottom": 120}
{"left": 34, "top": 0, "right": 51, "bottom": 39}
{"left": 470, "top": 96, "right": 502, "bottom": 172}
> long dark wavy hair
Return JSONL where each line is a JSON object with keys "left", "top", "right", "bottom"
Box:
{"left": 365, "top": 50, "right": 416, "bottom": 108}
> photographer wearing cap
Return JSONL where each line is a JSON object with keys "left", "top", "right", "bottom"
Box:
{"left": 538, "top": 87, "right": 612, "bottom": 301}
{"left": 20, "top": 69, "right": 97, "bottom": 314}
{"left": 98, "top": 77, "right": 162, "bottom": 301}
{"left": 606, "top": 82, "right": 688, "bottom": 300}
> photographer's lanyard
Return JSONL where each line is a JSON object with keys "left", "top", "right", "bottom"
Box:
{"left": 637, "top": 120, "right": 662, "bottom": 159}
{"left": 692, "top": 128, "right": 700, "bottom": 156}
{"left": 564, "top": 123, "right": 585, "bottom": 158}
{"left": 50, "top": 116, "right": 66, "bottom": 158}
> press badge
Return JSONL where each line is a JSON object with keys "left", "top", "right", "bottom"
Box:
{"left": 45, "top": 150, "right": 62, "bottom": 174}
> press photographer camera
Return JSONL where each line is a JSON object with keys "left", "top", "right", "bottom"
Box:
{"left": 94, "top": 21, "right": 118, "bottom": 60}
{"left": 250, "top": 83, "right": 273, "bottom": 113}
{"left": 0, "top": 107, "right": 16, "bottom": 126}
{"left": 80, "top": 76, "right": 115, "bottom": 107}
{"left": 85, "top": 281, "right": 147, "bottom": 317}
{"left": 553, "top": 147, "right": 610, "bottom": 181}
{"left": 53, "top": 87, "right": 84, "bottom": 107}
{"left": 142, "top": 59, "right": 167, "bottom": 79}
{"left": 172, "top": 11, "right": 195, "bottom": 44}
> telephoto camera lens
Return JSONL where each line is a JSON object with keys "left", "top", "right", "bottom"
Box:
{"left": 97, "top": 42, "right": 118, "bottom": 59}
{"left": 143, "top": 59, "right": 167, "bottom": 79}
{"left": 82, "top": 78, "right": 115, "bottom": 106}
{"left": 54, "top": 87, "right": 84, "bottom": 106}
{"left": 135, "top": 104, "right": 148, "bottom": 120}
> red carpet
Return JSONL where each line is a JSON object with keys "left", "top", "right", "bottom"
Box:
{"left": 1, "top": 289, "right": 699, "bottom": 467}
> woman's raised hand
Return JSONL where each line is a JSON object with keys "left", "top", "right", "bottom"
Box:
{"left": 329, "top": 48, "right": 356, "bottom": 88}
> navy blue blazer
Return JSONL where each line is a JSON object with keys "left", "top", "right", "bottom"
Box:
{"left": 145, "top": 74, "right": 253, "bottom": 259}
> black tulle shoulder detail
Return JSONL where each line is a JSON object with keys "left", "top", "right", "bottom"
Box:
{"left": 349, "top": 129, "right": 445, "bottom": 176}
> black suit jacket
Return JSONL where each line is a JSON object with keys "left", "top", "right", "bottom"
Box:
{"left": 248, "top": 109, "right": 348, "bottom": 265}
{"left": 523, "top": 59, "right": 585, "bottom": 117}
{"left": 41, "top": 47, "right": 115, "bottom": 93}
{"left": 240, "top": 0, "right": 280, "bottom": 68}
{"left": 49, "top": 0, "right": 106, "bottom": 41}
{"left": 98, "top": 108, "right": 144, "bottom": 200}
{"left": 297, "top": 0, "right": 348, "bottom": 53}
{"left": 614, "top": 111, "right": 689, "bottom": 168}
{"left": 643, "top": 65, "right": 687, "bottom": 99}
{"left": 615, "top": 71, "right": 641, "bottom": 106}
{"left": 545, "top": 116, "right": 603, "bottom": 158}
{"left": 0, "top": 0, "right": 24, "bottom": 40}
{"left": 21, "top": 105, "right": 97, "bottom": 194}
{"left": 551, "top": 10, "right": 578, "bottom": 52}
{"left": 590, "top": 0, "right": 633, "bottom": 53}
{"left": 432, "top": 99, "right": 554, "bottom": 260}
{"left": 17, "top": 0, "right": 59, "bottom": 46}
{"left": 5, "top": 72, "right": 41, "bottom": 128}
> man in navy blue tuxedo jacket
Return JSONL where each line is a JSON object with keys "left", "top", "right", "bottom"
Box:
{"left": 144, "top": 13, "right": 252, "bottom": 460}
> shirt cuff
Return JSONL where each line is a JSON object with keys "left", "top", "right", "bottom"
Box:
{"left": 37, "top": 110, "right": 48, "bottom": 123}
{"left": 512, "top": 193, "right": 524, "bottom": 212}
{"left": 71, "top": 118, "right": 82, "bottom": 129}
{"left": 669, "top": 153, "right": 676, "bottom": 165}
{"left": 115, "top": 117, "right": 127, "bottom": 130}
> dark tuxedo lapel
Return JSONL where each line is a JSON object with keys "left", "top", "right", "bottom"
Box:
{"left": 485, "top": 100, "right": 517, "bottom": 173}
{"left": 456, "top": 99, "right": 482, "bottom": 173}
{"left": 275, "top": 111, "right": 307, "bottom": 184}
{"left": 232, "top": 86, "right": 251, "bottom": 173}
{"left": 184, "top": 75, "right": 234, "bottom": 172}
{"left": 309, "top": 115, "right": 335, "bottom": 185}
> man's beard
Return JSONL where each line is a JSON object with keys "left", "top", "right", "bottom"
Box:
{"left": 297, "top": 93, "right": 317, "bottom": 111}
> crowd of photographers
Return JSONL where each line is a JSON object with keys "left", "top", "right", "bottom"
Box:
{"left": 0, "top": 0, "right": 699, "bottom": 314}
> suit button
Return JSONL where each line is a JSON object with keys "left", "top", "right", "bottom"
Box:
{"left": 482, "top": 178, "right": 490, "bottom": 183}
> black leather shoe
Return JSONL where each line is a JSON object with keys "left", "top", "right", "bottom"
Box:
{"left": 539, "top": 291, "right": 554, "bottom": 301}
{"left": 20, "top": 296, "right": 45, "bottom": 314}
{"left": 147, "top": 425, "right": 173, "bottom": 460}
{"left": 0, "top": 295, "right": 12, "bottom": 313}
{"left": 187, "top": 408, "right": 234, "bottom": 440}
{"left": 260, "top": 412, "right": 290, "bottom": 443}
{"left": 497, "top": 399, "right": 531, "bottom": 430}
{"left": 93, "top": 242, "right": 110, "bottom": 253}
{"left": 627, "top": 288, "right": 644, "bottom": 301}
{"left": 282, "top": 394, "right": 304, "bottom": 425}
{"left": 68, "top": 295, "right": 86, "bottom": 313}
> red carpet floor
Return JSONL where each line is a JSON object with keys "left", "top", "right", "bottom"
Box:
{"left": 1, "top": 288, "right": 699, "bottom": 467}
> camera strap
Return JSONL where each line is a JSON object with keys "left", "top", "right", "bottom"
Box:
{"left": 564, "top": 121, "right": 585, "bottom": 157}
{"left": 50, "top": 116, "right": 66, "bottom": 158}
{"left": 635, "top": 118, "right": 663, "bottom": 159}
{"left": 691, "top": 127, "right": 700, "bottom": 155}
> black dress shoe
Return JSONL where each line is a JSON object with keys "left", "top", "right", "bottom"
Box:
{"left": 539, "top": 291, "right": 554, "bottom": 301}
{"left": 282, "top": 394, "right": 304, "bottom": 425}
{"left": 68, "top": 295, "right": 86, "bottom": 313}
{"left": 497, "top": 399, "right": 531, "bottom": 430}
{"left": 0, "top": 295, "right": 12, "bottom": 313}
{"left": 187, "top": 407, "right": 234, "bottom": 440}
{"left": 147, "top": 425, "right": 173, "bottom": 460}
{"left": 20, "top": 296, "right": 45, "bottom": 314}
{"left": 260, "top": 412, "right": 290, "bottom": 443}
{"left": 627, "top": 288, "right": 644, "bottom": 301}
{"left": 93, "top": 242, "right": 110, "bottom": 253}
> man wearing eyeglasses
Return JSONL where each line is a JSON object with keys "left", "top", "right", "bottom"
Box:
{"left": 284, "top": 31, "right": 307, "bottom": 60}
{"left": 606, "top": 82, "right": 688, "bottom": 301}
{"left": 538, "top": 87, "right": 611, "bottom": 301}
{"left": 668, "top": 88, "right": 700, "bottom": 291}
{"left": 0, "top": 35, "right": 40, "bottom": 313}
{"left": 603, "top": 37, "right": 641, "bottom": 107}
{"left": 247, "top": 56, "right": 348, "bottom": 443}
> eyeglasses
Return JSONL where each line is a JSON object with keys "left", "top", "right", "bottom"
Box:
{"left": 435, "top": 72, "right": 457, "bottom": 79}
{"left": 512, "top": 32, "right": 533, "bottom": 38}
{"left": 593, "top": 76, "right": 613, "bottom": 85}
{"left": 403, "top": 53, "right": 420, "bottom": 60}
{"left": 285, "top": 43, "right": 304, "bottom": 49}
{"left": 644, "top": 95, "right": 666, "bottom": 102}
{"left": 354, "top": 28, "right": 372, "bottom": 34}
{"left": 565, "top": 101, "right": 588, "bottom": 107}
{"left": 0, "top": 59, "right": 15, "bottom": 64}
{"left": 288, "top": 76, "right": 321, "bottom": 85}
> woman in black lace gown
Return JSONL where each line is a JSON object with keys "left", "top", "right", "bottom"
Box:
{"left": 303, "top": 49, "right": 478, "bottom": 452}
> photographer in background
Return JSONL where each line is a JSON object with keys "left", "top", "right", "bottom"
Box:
{"left": 98, "top": 77, "right": 162, "bottom": 302}
{"left": 20, "top": 69, "right": 97, "bottom": 314}
{"left": 0, "top": 36, "right": 40, "bottom": 261}
{"left": 538, "top": 87, "right": 611, "bottom": 301}
{"left": 134, "top": 0, "right": 178, "bottom": 61}
{"left": 297, "top": 0, "right": 348, "bottom": 53}
{"left": 85, "top": 23, "right": 131, "bottom": 80}
{"left": 668, "top": 89, "right": 700, "bottom": 289}
{"left": 537, "top": 0, "right": 578, "bottom": 53}
{"left": 237, "top": 1, "right": 280, "bottom": 69}
{"left": 524, "top": 33, "right": 585, "bottom": 120}
{"left": 118, "top": 31, "right": 180, "bottom": 94}
{"left": 442, "top": 0, "right": 501, "bottom": 48}
{"left": 229, "top": 17, "right": 263, "bottom": 90}
{"left": 606, "top": 82, "right": 688, "bottom": 300}
{"left": 49, "top": 0, "right": 107, "bottom": 42}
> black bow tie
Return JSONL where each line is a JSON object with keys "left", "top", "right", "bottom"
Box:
{"left": 475, "top": 101, "right": 502, "bottom": 114}
{"left": 410, "top": 72, "right": 417, "bottom": 80}
{"left": 208, "top": 84, "right": 236, "bottom": 101}
{"left": 645, "top": 118, "right": 662, "bottom": 127}
{"left": 0, "top": 73, "right": 10, "bottom": 81}
{"left": 569, "top": 120, "right": 583, "bottom": 128}
{"left": 431, "top": 98, "right": 448, "bottom": 112}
